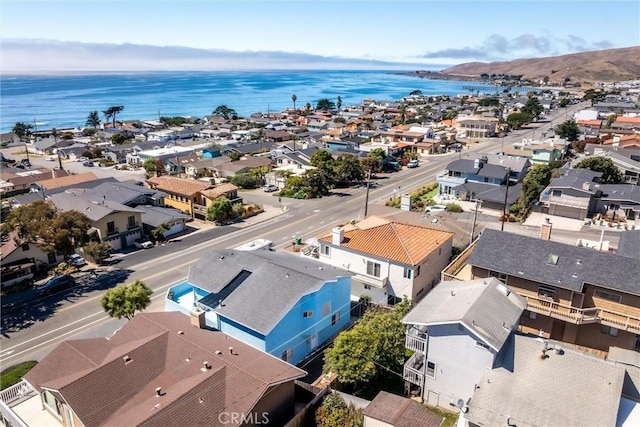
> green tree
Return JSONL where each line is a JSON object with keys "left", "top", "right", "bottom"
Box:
{"left": 323, "top": 300, "right": 411, "bottom": 385}
{"left": 316, "top": 98, "right": 336, "bottom": 111}
{"left": 12, "top": 121, "right": 34, "bottom": 141}
{"left": 111, "top": 133, "right": 128, "bottom": 145}
{"left": 142, "top": 159, "right": 157, "bottom": 172}
{"left": 554, "top": 120, "right": 580, "bottom": 142}
{"left": 102, "top": 106, "right": 124, "bottom": 128}
{"left": 409, "top": 89, "right": 423, "bottom": 96}
{"left": 315, "top": 392, "right": 363, "bottom": 427}
{"left": 575, "top": 157, "right": 624, "bottom": 184}
{"left": 2, "top": 201, "right": 91, "bottom": 256}
{"left": 86, "top": 110, "right": 101, "bottom": 128}
{"left": 150, "top": 223, "right": 170, "bottom": 241}
{"left": 101, "top": 280, "right": 153, "bottom": 320}
{"left": 212, "top": 105, "right": 238, "bottom": 120}
{"left": 333, "top": 154, "right": 365, "bottom": 186}
{"left": 206, "top": 196, "right": 233, "bottom": 223}
{"left": 558, "top": 98, "right": 570, "bottom": 108}
{"left": 83, "top": 242, "right": 112, "bottom": 264}
{"left": 229, "top": 172, "right": 258, "bottom": 189}
{"left": 310, "top": 149, "right": 336, "bottom": 171}
{"left": 520, "top": 96, "right": 544, "bottom": 118}
{"left": 506, "top": 112, "right": 534, "bottom": 130}
{"left": 228, "top": 151, "right": 243, "bottom": 161}
{"left": 367, "top": 148, "right": 387, "bottom": 163}
{"left": 360, "top": 156, "right": 382, "bottom": 174}
{"left": 291, "top": 94, "right": 297, "bottom": 111}
{"left": 605, "top": 114, "right": 617, "bottom": 129}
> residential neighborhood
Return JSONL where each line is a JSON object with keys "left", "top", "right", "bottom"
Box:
{"left": 2, "top": 75, "right": 640, "bottom": 427}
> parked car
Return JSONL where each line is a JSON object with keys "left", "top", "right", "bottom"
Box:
{"left": 68, "top": 254, "right": 86, "bottom": 267}
{"left": 134, "top": 240, "right": 154, "bottom": 249}
{"left": 35, "top": 274, "right": 76, "bottom": 296}
{"left": 407, "top": 159, "right": 419, "bottom": 168}
{"left": 424, "top": 205, "right": 448, "bottom": 213}
{"left": 83, "top": 161, "right": 94, "bottom": 167}
{"left": 20, "top": 158, "right": 31, "bottom": 167}
{"left": 263, "top": 184, "right": 278, "bottom": 193}
{"left": 45, "top": 155, "right": 56, "bottom": 161}
{"left": 76, "top": 156, "right": 89, "bottom": 162}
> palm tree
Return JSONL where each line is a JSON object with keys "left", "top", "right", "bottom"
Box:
{"left": 86, "top": 110, "right": 101, "bottom": 128}
{"left": 103, "top": 106, "right": 124, "bottom": 128}
{"left": 12, "top": 121, "right": 33, "bottom": 161}
{"left": 336, "top": 96, "right": 342, "bottom": 112}
{"left": 291, "top": 94, "right": 297, "bottom": 111}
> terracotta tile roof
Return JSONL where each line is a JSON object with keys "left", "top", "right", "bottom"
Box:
{"left": 200, "top": 182, "right": 238, "bottom": 200}
{"left": 319, "top": 221, "right": 454, "bottom": 266}
{"left": 24, "top": 312, "right": 305, "bottom": 427}
{"left": 363, "top": 391, "right": 443, "bottom": 427}
{"left": 146, "top": 176, "right": 213, "bottom": 196}
{"left": 616, "top": 116, "right": 640, "bottom": 124}
{"left": 576, "top": 119, "right": 603, "bottom": 127}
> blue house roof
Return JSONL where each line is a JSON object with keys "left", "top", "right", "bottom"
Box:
{"left": 188, "top": 250, "right": 352, "bottom": 335}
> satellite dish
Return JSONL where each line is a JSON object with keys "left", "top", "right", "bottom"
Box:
{"left": 455, "top": 399, "right": 465, "bottom": 409}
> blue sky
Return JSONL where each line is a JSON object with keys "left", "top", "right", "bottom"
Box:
{"left": 1, "top": 0, "right": 638, "bottom": 72}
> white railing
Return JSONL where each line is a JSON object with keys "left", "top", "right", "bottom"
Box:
{"left": 0, "top": 400, "right": 28, "bottom": 427}
{"left": 0, "top": 380, "right": 34, "bottom": 405}
{"left": 405, "top": 334, "right": 427, "bottom": 354}
{"left": 403, "top": 353, "right": 424, "bottom": 387}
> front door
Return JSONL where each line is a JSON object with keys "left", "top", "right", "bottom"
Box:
{"left": 309, "top": 333, "right": 318, "bottom": 350}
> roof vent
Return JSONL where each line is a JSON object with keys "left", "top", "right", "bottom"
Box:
{"left": 185, "top": 356, "right": 191, "bottom": 362}
{"left": 177, "top": 330, "right": 184, "bottom": 335}
{"left": 219, "top": 256, "right": 225, "bottom": 260}
{"left": 155, "top": 387, "right": 163, "bottom": 397}
{"left": 215, "top": 350, "right": 222, "bottom": 355}
{"left": 123, "top": 355, "right": 132, "bottom": 364}
{"left": 201, "top": 361, "right": 211, "bottom": 372}
{"left": 229, "top": 347, "right": 234, "bottom": 355}
{"left": 450, "top": 290, "right": 456, "bottom": 296}
{"left": 576, "top": 259, "right": 582, "bottom": 265}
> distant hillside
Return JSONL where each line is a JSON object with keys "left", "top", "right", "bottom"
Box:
{"left": 441, "top": 47, "right": 640, "bottom": 83}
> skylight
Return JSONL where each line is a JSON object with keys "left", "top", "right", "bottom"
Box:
{"left": 547, "top": 254, "right": 559, "bottom": 265}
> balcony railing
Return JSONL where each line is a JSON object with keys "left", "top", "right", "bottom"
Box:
{"left": 405, "top": 332, "right": 427, "bottom": 354}
{"left": 525, "top": 295, "right": 640, "bottom": 333}
{"left": 403, "top": 353, "right": 424, "bottom": 387}
{"left": 127, "top": 222, "right": 140, "bottom": 230}
{"left": 192, "top": 203, "right": 207, "bottom": 216}
{"left": 0, "top": 380, "right": 35, "bottom": 405}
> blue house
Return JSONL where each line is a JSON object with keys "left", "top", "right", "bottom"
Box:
{"left": 165, "top": 249, "right": 352, "bottom": 365}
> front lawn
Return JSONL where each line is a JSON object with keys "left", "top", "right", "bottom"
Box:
{"left": 1, "top": 361, "right": 37, "bottom": 390}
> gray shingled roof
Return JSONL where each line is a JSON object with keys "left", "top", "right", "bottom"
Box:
{"left": 363, "top": 391, "right": 443, "bottom": 427}
{"left": 598, "top": 184, "right": 640, "bottom": 203}
{"left": 188, "top": 250, "right": 352, "bottom": 335}
{"left": 617, "top": 230, "right": 640, "bottom": 260}
{"left": 467, "top": 229, "right": 640, "bottom": 294}
{"left": 138, "top": 205, "right": 190, "bottom": 228}
{"left": 49, "top": 192, "right": 143, "bottom": 222}
{"left": 465, "top": 334, "right": 625, "bottom": 427}
{"left": 446, "top": 159, "right": 509, "bottom": 180}
{"left": 402, "top": 278, "right": 526, "bottom": 352}
{"left": 549, "top": 168, "right": 603, "bottom": 193}
{"left": 452, "top": 181, "right": 522, "bottom": 205}
{"left": 85, "top": 181, "right": 166, "bottom": 205}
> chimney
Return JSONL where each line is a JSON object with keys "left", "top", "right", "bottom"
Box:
{"left": 332, "top": 227, "right": 344, "bottom": 245}
{"left": 540, "top": 218, "right": 552, "bottom": 240}
{"left": 582, "top": 182, "right": 590, "bottom": 191}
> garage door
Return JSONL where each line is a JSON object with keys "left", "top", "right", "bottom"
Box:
{"left": 550, "top": 205, "right": 585, "bottom": 220}
{"left": 164, "top": 221, "right": 185, "bottom": 238}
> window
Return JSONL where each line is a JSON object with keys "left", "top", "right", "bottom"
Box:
{"left": 426, "top": 361, "right": 436, "bottom": 378}
{"left": 403, "top": 268, "right": 412, "bottom": 279}
{"left": 47, "top": 252, "right": 57, "bottom": 264}
{"left": 127, "top": 215, "right": 136, "bottom": 228}
{"left": 538, "top": 284, "right": 556, "bottom": 299}
{"left": 322, "top": 302, "right": 331, "bottom": 317}
{"left": 476, "top": 341, "right": 491, "bottom": 351}
{"left": 281, "top": 347, "right": 293, "bottom": 362}
{"left": 594, "top": 290, "right": 622, "bottom": 303}
{"left": 364, "top": 284, "right": 372, "bottom": 290}
{"left": 332, "top": 312, "right": 340, "bottom": 326}
{"left": 303, "top": 311, "right": 313, "bottom": 318}
{"left": 320, "top": 244, "right": 330, "bottom": 256}
{"left": 601, "top": 326, "right": 618, "bottom": 337}
{"left": 552, "top": 189, "right": 562, "bottom": 197}
{"left": 366, "top": 261, "right": 381, "bottom": 277}
{"left": 524, "top": 310, "right": 537, "bottom": 320}
{"left": 107, "top": 221, "right": 116, "bottom": 234}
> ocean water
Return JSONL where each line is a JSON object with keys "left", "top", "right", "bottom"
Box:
{"left": 0, "top": 70, "right": 498, "bottom": 133}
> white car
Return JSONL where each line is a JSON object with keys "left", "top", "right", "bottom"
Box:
{"left": 424, "top": 205, "right": 447, "bottom": 213}
{"left": 263, "top": 184, "right": 278, "bottom": 193}
{"left": 407, "top": 159, "right": 419, "bottom": 168}
{"left": 68, "top": 254, "right": 86, "bottom": 267}
{"left": 134, "top": 240, "right": 153, "bottom": 249}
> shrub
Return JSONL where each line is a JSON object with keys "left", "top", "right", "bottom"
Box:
{"left": 229, "top": 173, "right": 257, "bottom": 189}
{"left": 1, "top": 361, "right": 37, "bottom": 390}
{"left": 445, "top": 203, "right": 463, "bottom": 213}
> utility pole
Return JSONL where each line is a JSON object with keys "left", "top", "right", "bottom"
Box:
{"left": 470, "top": 199, "right": 481, "bottom": 246}
{"left": 53, "top": 128, "right": 63, "bottom": 171}
{"left": 501, "top": 167, "right": 511, "bottom": 231}
{"left": 363, "top": 168, "right": 372, "bottom": 218}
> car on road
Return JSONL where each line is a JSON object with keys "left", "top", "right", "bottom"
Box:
{"left": 20, "top": 159, "right": 31, "bottom": 167}
{"left": 134, "top": 240, "right": 154, "bottom": 249}
{"left": 424, "top": 205, "right": 448, "bottom": 213}
{"left": 76, "top": 156, "right": 89, "bottom": 162}
{"left": 45, "top": 155, "right": 56, "bottom": 161}
{"left": 407, "top": 159, "right": 419, "bottom": 168}
{"left": 83, "top": 161, "right": 94, "bottom": 167}
{"left": 68, "top": 254, "right": 86, "bottom": 267}
{"left": 35, "top": 274, "right": 76, "bottom": 295}
{"left": 263, "top": 184, "right": 278, "bottom": 193}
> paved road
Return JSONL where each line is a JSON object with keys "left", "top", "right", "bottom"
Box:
{"left": 0, "top": 101, "right": 591, "bottom": 367}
